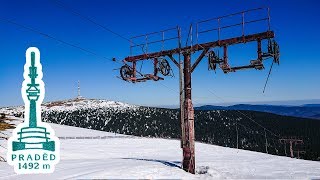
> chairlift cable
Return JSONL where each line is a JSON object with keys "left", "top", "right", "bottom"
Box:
{"left": 263, "top": 60, "right": 274, "bottom": 93}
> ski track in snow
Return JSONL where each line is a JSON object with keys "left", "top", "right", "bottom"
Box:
{"left": 0, "top": 118, "right": 320, "bottom": 179}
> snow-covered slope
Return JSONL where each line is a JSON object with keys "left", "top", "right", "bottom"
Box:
{"left": 0, "top": 117, "right": 320, "bottom": 179}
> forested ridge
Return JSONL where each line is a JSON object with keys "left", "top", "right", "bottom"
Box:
{"left": 42, "top": 105, "right": 320, "bottom": 161}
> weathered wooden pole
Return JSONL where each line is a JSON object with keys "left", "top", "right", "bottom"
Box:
{"left": 182, "top": 52, "right": 195, "bottom": 174}
{"left": 179, "top": 27, "right": 186, "bottom": 149}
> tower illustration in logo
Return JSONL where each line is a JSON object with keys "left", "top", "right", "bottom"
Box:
{"left": 7, "top": 47, "right": 60, "bottom": 174}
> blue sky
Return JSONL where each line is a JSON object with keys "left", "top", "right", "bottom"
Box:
{"left": 0, "top": 0, "right": 319, "bottom": 107}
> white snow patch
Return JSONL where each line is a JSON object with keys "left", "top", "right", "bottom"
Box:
{"left": 0, "top": 118, "right": 319, "bottom": 179}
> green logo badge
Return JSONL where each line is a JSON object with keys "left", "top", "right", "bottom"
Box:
{"left": 7, "top": 47, "right": 60, "bottom": 174}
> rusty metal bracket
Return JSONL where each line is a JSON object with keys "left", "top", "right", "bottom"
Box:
{"left": 167, "top": 54, "right": 180, "bottom": 68}
{"left": 191, "top": 48, "right": 210, "bottom": 73}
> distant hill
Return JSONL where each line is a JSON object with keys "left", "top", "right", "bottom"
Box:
{"left": 310, "top": 114, "right": 320, "bottom": 119}
{"left": 195, "top": 104, "right": 320, "bottom": 120}
{"left": 303, "top": 104, "right": 320, "bottom": 107}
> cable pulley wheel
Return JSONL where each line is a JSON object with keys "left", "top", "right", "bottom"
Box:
{"left": 273, "top": 41, "right": 280, "bottom": 65}
{"left": 208, "top": 51, "right": 220, "bottom": 71}
{"left": 208, "top": 51, "right": 216, "bottom": 70}
{"left": 120, "top": 65, "right": 133, "bottom": 80}
{"left": 158, "top": 59, "right": 171, "bottom": 76}
{"left": 268, "top": 39, "right": 280, "bottom": 65}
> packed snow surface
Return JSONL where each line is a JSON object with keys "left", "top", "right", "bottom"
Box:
{"left": 0, "top": 118, "right": 320, "bottom": 179}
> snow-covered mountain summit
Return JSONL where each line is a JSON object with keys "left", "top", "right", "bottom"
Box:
{"left": 42, "top": 98, "right": 139, "bottom": 112}
{"left": 0, "top": 98, "right": 139, "bottom": 116}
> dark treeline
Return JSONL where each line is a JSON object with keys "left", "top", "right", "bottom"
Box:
{"left": 42, "top": 106, "right": 320, "bottom": 161}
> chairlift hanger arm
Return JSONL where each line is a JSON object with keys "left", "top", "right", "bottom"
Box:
{"left": 124, "top": 31, "right": 275, "bottom": 62}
